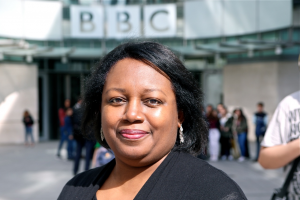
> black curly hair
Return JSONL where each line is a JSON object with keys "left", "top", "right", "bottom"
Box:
{"left": 82, "top": 41, "right": 208, "bottom": 155}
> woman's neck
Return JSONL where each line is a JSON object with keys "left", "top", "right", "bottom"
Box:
{"left": 97, "top": 153, "right": 169, "bottom": 200}
{"left": 112, "top": 153, "right": 168, "bottom": 185}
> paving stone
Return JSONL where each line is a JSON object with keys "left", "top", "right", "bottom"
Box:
{"left": 0, "top": 141, "right": 286, "bottom": 200}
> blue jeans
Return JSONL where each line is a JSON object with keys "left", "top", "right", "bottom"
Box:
{"left": 25, "top": 126, "right": 34, "bottom": 144}
{"left": 238, "top": 132, "right": 247, "bottom": 157}
{"left": 73, "top": 139, "right": 95, "bottom": 175}
{"left": 57, "top": 127, "right": 74, "bottom": 159}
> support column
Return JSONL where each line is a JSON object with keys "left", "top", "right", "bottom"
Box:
{"left": 80, "top": 73, "right": 84, "bottom": 96}
{"left": 65, "top": 75, "right": 71, "bottom": 100}
{"left": 42, "top": 72, "right": 49, "bottom": 141}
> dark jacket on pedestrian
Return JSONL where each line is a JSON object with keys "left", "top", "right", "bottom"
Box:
{"left": 227, "top": 117, "right": 247, "bottom": 134}
{"left": 220, "top": 119, "right": 233, "bottom": 138}
{"left": 72, "top": 103, "right": 83, "bottom": 141}
{"left": 254, "top": 112, "right": 267, "bottom": 136}
{"left": 23, "top": 115, "right": 34, "bottom": 127}
{"left": 64, "top": 116, "right": 73, "bottom": 135}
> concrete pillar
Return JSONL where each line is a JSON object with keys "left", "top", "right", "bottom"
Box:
{"left": 0, "top": 63, "right": 38, "bottom": 144}
{"left": 223, "top": 60, "right": 300, "bottom": 141}
{"left": 65, "top": 75, "right": 71, "bottom": 100}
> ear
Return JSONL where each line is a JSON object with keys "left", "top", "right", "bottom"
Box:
{"left": 177, "top": 110, "right": 184, "bottom": 128}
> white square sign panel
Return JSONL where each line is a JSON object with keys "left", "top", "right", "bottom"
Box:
{"left": 143, "top": 4, "right": 176, "bottom": 38}
{"left": 70, "top": 5, "right": 104, "bottom": 38}
{"left": 23, "top": 1, "right": 62, "bottom": 40}
{"left": 107, "top": 6, "right": 141, "bottom": 39}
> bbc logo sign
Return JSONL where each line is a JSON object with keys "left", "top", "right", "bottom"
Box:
{"left": 70, "top": 4, "right": 177, "bottom": 39}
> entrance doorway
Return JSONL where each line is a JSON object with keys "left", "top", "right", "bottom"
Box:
{"left": 39, "top": 73, "right": 85, "bottom": 140}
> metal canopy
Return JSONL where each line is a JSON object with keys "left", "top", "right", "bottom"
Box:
{"left": 34, "top": 47, "right": 75, "bottom": 58}
{"left": 239, "top": 39, "right": 293, "bottom": 47}
{"left": 171, "top": 46, "right": 213, "bottom": 57}
{"left": 4, "top": 47, "right": 51, "bottom": 56}
{"left": 0, "top": 38, "right": 298, "bottom": 61}
{"left": 220, "top": 41, "right": 276, "bottom": 51}
{"left": 196, "top": 43, "right": 247, "bottom": 54}
{"left": 0, "top": 39, "right": 16, "bottom": 46}
{"left": 69, "top": 48, "right": 103, "bottom": 59}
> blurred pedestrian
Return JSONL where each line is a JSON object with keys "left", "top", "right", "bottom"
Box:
{"left": 92, "top": 143, "right": 115, "bottom": 168}
{"left": 231, "top": 108, "right": 248, "bottom": 162}
{"left": 253, "top": 102, "right": 268, "bottom": 162}
{"left": 206, "top": 105, "right": 220, "bottom": 161}
{"left": 64, "top": 108, "right": 75, "bottom": 160}
{"left": 72, "top": 97, "right": 95, "bottom": 175}
{"left": 219, "top": 106, "right": 233, "bottom": 160}
{"left": 217, "top": 103, "right": 224, "bottom": 118}
{"left": 57, "top": 99, "right": 71, "bottom": 158}
{"left": 22, "top": 110, "right": 34, "bottom": 146}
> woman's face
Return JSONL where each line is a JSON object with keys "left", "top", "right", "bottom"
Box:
{"left": 101, "top": 58, "right": 181, "bottom": 167}
{"left": 220, "top": 108, "right": 227, "bottom": 116}
{"left": 206, "top": 106, "right": 212, "bottom": 114}
{"left": 235, "top": 110, "right": 241, "bottom": 117}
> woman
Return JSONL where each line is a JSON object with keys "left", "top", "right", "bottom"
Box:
{"left": 22, "top": 110, "right": 34, "bottom": 146}
{"left": 64, "top": 108, "right": 75, "bottom": 160}
{"left": 57, "top": 99, "right": 71, "bottom": 158}
{"left": 219, "top": 106, "right": 233, "bottom": 160}
{"left": 58, "top": 42, "right": 246, "bottom": 200}
{"left": 206, "top": 105, "right": 221, "bottom": 161}
{"left": 231, "top": 109, "right": 248, "bottom": 162}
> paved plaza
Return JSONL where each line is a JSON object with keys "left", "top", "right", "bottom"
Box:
{"left": 0, "top": 141, "right": 284, "bottom": 200}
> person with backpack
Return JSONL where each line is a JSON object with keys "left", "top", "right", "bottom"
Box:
{"left": 253, "top": 102, "right": 268, "bottom": 162}
{"left": 22, "top": 110, "right": 34, "bottom": 146}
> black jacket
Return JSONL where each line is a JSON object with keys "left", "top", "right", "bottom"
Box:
{"left": 58, "top": 151, "right": 247, "bottom": 200}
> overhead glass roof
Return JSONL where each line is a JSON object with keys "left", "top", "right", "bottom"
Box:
{"left": 0, "top": 38, "right": 298, "bottom": 62}
{"left": 171, "top": 46, "right": 213, "bottom": 57}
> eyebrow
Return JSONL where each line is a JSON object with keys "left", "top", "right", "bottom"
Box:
{"left": 144, "top": 89, "right": 167, "bottom": 97}
{"left": 105, "top": 88, "right": 167, "bottom": 97}
{"left": 105, "top": 88, "right": 126, "bottom": 94}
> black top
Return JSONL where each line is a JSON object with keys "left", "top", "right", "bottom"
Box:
{"left": 23, "top": 116, "right": 34, "bottom": 127}
{"left": 58, "top": 151, "right": 247, "bottom": 200}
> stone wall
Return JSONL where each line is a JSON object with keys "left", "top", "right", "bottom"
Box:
{"left": 223, "top": 60, "right": 300, "bottom": 141}
{"left": 0, "top": 63, "right": 38, "bottom": 144}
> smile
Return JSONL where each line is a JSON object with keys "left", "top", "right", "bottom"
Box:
{"left": 119, "top": 129, "right": 149, "bottom": 140}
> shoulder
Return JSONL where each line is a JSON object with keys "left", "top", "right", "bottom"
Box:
{"left": 58, "top": 165, "right": 108, "bottom": 200}
{"left": 178, "top": 153, "right": 236, "bottom": 183}
{"left": 177, "top": 153, "right": 247, "bottom": 199}
{"left": 66, "top": 166, "right": 104, "bottom": 187}
{"left": 280, "top": 90, "right": 300, "bottom": 107}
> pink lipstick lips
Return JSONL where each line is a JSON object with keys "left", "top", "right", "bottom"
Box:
{"left": 119, "top": 129, "right": 149, "bottom": 140}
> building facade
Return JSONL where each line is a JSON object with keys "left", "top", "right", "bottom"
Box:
{"left": 0, "top": 0, "right": 299, "bottom": 143}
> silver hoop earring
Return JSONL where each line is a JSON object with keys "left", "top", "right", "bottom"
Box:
{"left": 179, "top": 125, "right": 184, "bottom": 144}
{"left": 100, "top": 127, "right": 104, "bottom": 141}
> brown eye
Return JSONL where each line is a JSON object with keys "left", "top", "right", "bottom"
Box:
{"left": 145, "top": 99, "right": 162, "bottom": 106}
{"left": 109, "top": 98, "right": 124, "bottom": 104}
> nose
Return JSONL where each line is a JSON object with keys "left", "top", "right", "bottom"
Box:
{"left": 123, "top": 98, "right": 144, "bottom": 123}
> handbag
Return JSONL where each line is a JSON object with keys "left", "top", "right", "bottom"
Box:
{"left": 230, "top": 135, "right": 240, "bottom": 159}
{"left": 271, "top": 157, "right": 300, "bottom": 200}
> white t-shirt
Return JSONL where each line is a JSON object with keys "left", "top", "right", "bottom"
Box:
{"left": 261, "top": 90, "right": 300, "bottom": 198}
{"left": 220, "top": 113, "right": 232, "bottom": 127}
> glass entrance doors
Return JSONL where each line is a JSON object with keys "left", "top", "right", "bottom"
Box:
{"left": 38, "top": 73, "right": 85, "bottom": 140}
